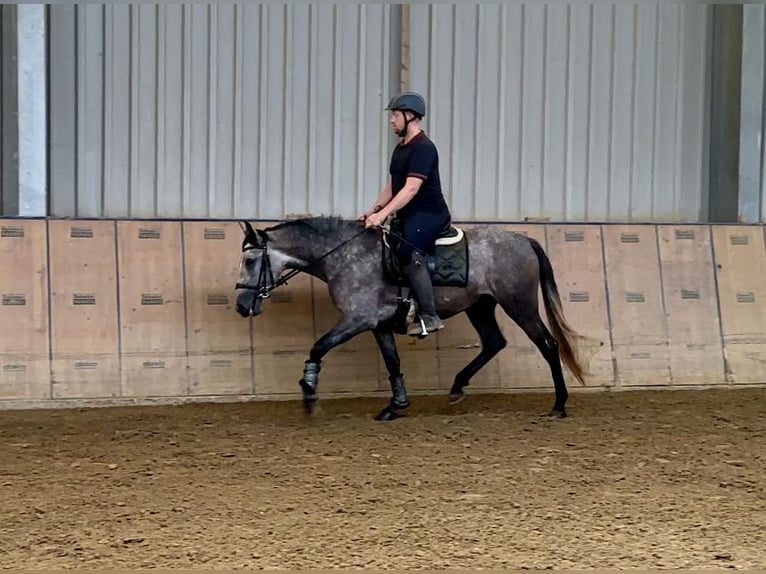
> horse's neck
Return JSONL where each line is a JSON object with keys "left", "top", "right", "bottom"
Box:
{"left": 272, "top": 228, "right": 340, "bottom": 269}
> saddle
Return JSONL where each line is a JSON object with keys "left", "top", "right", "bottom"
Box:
{"left": 382, "top": 217, "right": 469, "bottom": 288}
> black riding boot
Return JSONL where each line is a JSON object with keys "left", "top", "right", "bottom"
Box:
{"left": 403, "top": 252, "right": 444, "bottom": 337}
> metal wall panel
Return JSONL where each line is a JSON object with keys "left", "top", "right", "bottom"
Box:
{"left": 1, "top": 5, "right": 19, "bottom": 216}
{"left": 408, "top": 4, "right": 713, "bottom": 222}
{"left": 738, "top": 4, "right": 766, "bottom": 223}
{"left": 48, "top": 4, "right": 399, "bottom": 219}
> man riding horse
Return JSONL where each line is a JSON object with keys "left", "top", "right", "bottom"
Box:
{"left": 358, "top": 91, "right": 452, "bottom": 337}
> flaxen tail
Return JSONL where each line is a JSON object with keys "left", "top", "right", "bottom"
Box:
{"left": 528, "top": 237, "right": 588, "bottom": 385}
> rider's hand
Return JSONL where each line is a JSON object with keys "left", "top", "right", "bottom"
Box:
{"left": 365, "top": 211, "right": 386, "bottom": 229}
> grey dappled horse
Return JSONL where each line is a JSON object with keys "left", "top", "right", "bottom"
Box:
{"left": 234, "top": 216, "right": 589, "bottom": 421}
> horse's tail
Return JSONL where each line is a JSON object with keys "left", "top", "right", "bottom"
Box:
{"left": 528, "top": 237, "right": 588, "bottom": 386}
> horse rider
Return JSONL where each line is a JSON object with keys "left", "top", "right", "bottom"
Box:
{"left": 359, "top": 91, "right": 453, "bottom": 336}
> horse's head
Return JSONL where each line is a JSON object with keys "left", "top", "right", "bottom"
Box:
{"left": 234, "top": 220, "right": 297, "bottom": 318}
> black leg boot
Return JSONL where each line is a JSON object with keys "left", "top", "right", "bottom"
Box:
{"left": 403, "top": 252, "right": 444, "bottom": 337}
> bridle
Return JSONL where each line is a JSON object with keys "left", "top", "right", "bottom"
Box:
{"left": 235, "top": 227, "right": 368, "bottom": 299}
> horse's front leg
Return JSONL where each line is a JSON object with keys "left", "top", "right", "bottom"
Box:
{"left": 299, "top": 317, "right": 375, "bottom": 414}
{"left": 372, "top": 327, "right": 410, "bottom": 421}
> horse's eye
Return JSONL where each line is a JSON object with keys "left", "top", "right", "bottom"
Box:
{"left": 245, "top": 258, "right": 256, "bottom": 268}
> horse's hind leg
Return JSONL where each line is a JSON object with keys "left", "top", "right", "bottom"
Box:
{"left": 449, "top": 296, "right": 507, "bottom": 404}
{"left": 500, "top": 303, "right": 568, "bottom": 418}
{"left": 372, "top": 327, "right": 410, "bottom": 421}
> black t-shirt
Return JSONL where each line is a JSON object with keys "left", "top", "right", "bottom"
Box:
{"left": 389, "top": 131, "right": 451, "bottom": 219}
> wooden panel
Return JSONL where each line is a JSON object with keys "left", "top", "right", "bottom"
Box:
{"left": 712, "top": 226, "right": 766, "bottom": 384}
{"left": 545, "top": 224, "right": 614, "bottom": 387}
{"left": 182, "top": 221, "right": 253, "bottom": 395}
{"left": 658, "top": 226, "right": 725, "bottom": 385}
{"left": 117, "top": 221, "right": 187, "bottom": 397}
{"left": 312, "top": 278, "right": 381, "bottom": 394}
{"left": 0, "top": 220, "right": 49, "bottom": 399}
{"left": 436, "top": 223, "right": 498, "bottom": 392}
{"left": 603, "top": 225, "right": 670, "bottom": 386}
{"left": 48, "top": 220, "right": 120, "bottom": 398}
{"left": 496, "top": 224, "right": 551, "bottom": 389}
{"left": 251, "top": 272, "right": 315, "bottom": 396}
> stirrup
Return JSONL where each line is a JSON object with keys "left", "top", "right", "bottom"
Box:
{"left": 407, "top": 313, "right": 444, "bottom": 338}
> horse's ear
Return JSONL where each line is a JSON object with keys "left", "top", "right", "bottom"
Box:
{"left": 239, "top": 220, "right": 256, "bottom": 238}
{"left": 239, "top": 220, "right": 261, "bottom": 250}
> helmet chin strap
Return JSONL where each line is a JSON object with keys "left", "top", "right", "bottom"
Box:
{"left": 396, "top": 113, "right": 417, "bottom": 139}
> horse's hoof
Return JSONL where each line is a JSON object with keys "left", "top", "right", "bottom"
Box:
{"left": 449, "top": 390, "right": 465, "bottom": 405}
{"left": 375, "top": 406, "right": 405, "bottom": 421}
{"left": 548, "top": 408, "right": 567, "bottom": 419}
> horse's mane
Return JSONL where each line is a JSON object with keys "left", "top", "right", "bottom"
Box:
{"left": 265, "top": 215, "right": 358, "bottom": 236}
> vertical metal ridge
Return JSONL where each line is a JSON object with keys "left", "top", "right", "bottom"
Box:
{"left": 516, "top": 4, "right": 525, "bottom": 218}
{"left": 307, "top": 4, "right": 317, "bottom": 213}
{"left": 471, "top": 6, "right": 480, "bottom": 219}
{"left": 128, "top": 5, "right": 137, "bottom": 217}
{"left": 562, "top": 4, "right": 571, "bottom": 218}
{"left": 206, "top": 4, "right": 216, "bottom": 218}
{"left": 540, "top": 4, "right": 548, "bottom": 216}
{"left": 256, "top": 4, "right": 266, "bottom": 215}
{"left": 448, "top": 5, "right": 457, "bottom": 211}
{"left": 282, "top": 5, "right": 291, "bottom": 216}
{"left": 584, "top": 4, "right": 595, "bottom": 219}
{"left": 628, "top": 3, "right": 638, "bottom": 218}
{"left": 155, "top": 4, "right": 164, "bottom": 216}
{"left": 330, "top": 5, "right": 341, "bottom": 213}
{"left": 650, "top": 4, "right": 660, "bottom": 217}
{"left": 181, "top": 5, "right": 191, "bottom": 216}
{"left": 606, "top": 4, "right": 616, "bottom": 218}
{"left": 355, "top": 5, "right": 366, "bottom": 216}
{"left": 673, "top": 5, "right": 684, "bottom": 215}
{"left": 232, "top": 4, "right": 243, "bottom": 215}
{"left": 495, "top": 4, "right": 507, "bottom": 218}
{"left": 102, "top": 5, "right": 112, "bottom": 217}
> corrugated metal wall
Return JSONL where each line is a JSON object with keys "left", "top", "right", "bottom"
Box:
{"left": 1, "top": 5, "right": 19, "bottom": 215}
{"left": 408, "top": 4, "right": 713, "bottom": 222}
{"left": 738, "top": 4, "right": 766, "bottom": 223}
{"left": 47, "top": 4, "right": 720, "bottom": 223}
{"left": 48, "top": 4, "right": 399, "bottom": 219}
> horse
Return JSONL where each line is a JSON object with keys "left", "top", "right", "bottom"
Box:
{"left": 234, "top": 215, "right": 592, "bottom": 422}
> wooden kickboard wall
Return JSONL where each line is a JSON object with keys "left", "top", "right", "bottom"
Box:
{"left": 0, "top": 219, "right": 763, "bottom": 408}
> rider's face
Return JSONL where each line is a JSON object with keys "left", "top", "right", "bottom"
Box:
{"left": 389, "top": 110, "right": 407, "bottom": 136}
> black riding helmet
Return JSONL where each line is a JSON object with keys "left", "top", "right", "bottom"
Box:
{"left": 385, "top": 91, "right": 426, "bottom": 119}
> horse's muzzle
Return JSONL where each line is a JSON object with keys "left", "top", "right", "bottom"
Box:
{"left": 235, "top": 292, "right": 262, "bottom": 318}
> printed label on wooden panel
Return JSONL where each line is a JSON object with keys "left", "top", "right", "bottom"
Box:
{"left": 182, "top": 222, "right": 252, "bottom": 355}
{"left": 0, "top": 220, "right": 50, "bottom": 399}
{"left": 48, "top": 220, "right": 121, "bottom": 398}
{"left": 117, "top": 221, "right": 187, "bottom": 396}
{"left": 187, "top": 353, "right": 253, "bottom": 396}
{"left": 121, "top": 355, "right": 188, "bottom": 397}
{"left": 545, "top": 224, "right": 613, "bottom": 387}
{"left": 712, "top": 226, "right": 766, "bottom": 384}
{"left": 183, "top": 222, "right": 253, "bottom": 395}
{"left": 603, "top": 225, "right": 670, "bottom": 386}
{"left": 658, "top": 226, "right": 725, "bottom": 385}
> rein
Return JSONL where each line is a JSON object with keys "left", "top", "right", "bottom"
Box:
{"left": 235, "top": 227, "right": 367, "bottom": 299}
